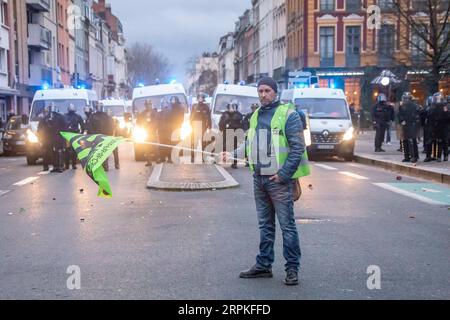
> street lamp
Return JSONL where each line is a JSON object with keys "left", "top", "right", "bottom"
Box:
{"left": 381, "top": 77, "right": 390, "bottom": 87}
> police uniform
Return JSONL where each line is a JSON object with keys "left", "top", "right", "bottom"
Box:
{"left": 64, "top": 110, "right": 85, "bottom": 169}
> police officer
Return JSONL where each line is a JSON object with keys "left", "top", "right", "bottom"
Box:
{"left": 219, "top": 103, "right": 244, "bottom": 169}
{"left": 371, "top": 94, "right": 391, "bottom": 152}
{"left": 421, "top": 96, "right": 438, "bottom": 162}
{"left": 190, "top": 93, "right": 212, "bottom": 163}
{"left": 88, "top": 102, "right": 116, "bottom": 171}
{"left": 159, "top": 96, "right": 185, "bottom": 163}
{"left": 64, "top": 104, "right": 85, "bottom": 169}
{"left": 37, "top": 103, "right": 67, "bottom": 173}
{"left": 137, "top": 99, "right": 159, "bottom": 167}
{"left": 398, "top": 92, "right": 421, "bottom": 163}
{"left": 433, "top": 92, "right": 449, "bottom": 162}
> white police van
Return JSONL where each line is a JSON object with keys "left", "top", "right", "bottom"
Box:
{"left": 280, "top": 88, "right": 355, "bottom": 161}
{"left": 131, "top": 83, "right": 191, "bottom": 161}
{"left": 100, "top": 98, "right": 132, "bottom": 137}
{"left": 25, "top": 88, "right": 98, "bottom": 165}
{"left": 211, "top": 84, "right": 260, "bottom": 131}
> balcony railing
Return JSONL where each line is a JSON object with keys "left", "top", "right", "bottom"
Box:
{"left": 28, "top": 24, "right": 51, "bottom": 50}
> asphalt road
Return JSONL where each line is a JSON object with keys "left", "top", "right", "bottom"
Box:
{"left": 0, "top": 143, "right": 449, "bottom": 300}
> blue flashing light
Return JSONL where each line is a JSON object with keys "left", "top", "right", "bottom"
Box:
{"left": 330, "top": 83, "right": 336, "bottom": 89}
{"left": 78, "top": 84, "right": 86, "bottom": 90}
{"left": 169, "top": 79, "right": 177, "bottom": 84}
{"left": 42, "top": 83, "right": 50, "bottom": 90}
{"left": 154, "top": 79, "right": 160, "bottom": 85}
{"left": 224, "top": 80, "right": 230, "bottom": 85}
{"left": 239, "top": 80, "right": 246, "bottom": 86}
{"left": 138, "top": 82, "right": 145, "bottom": 87}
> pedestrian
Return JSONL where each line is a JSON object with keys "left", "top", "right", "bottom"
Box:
{"left": 137, "top": 99, "right": 159, "bottom": 167}
{"left": 433, "top": 92, "right": 449, "bottom": 162}
{"left": 398, "top": 92, "right": 421, "bottom": 163}
{"left": 190, "top": 93, "right": 212, "bottom": 163}
{"left": 88, "top": 103, "right": 116, "bottom": 171}
{"left": 37, "top": 103, "right": 67, "bottom": 173}
{"left": 371, "top": 94, "right": 391, "bottom": 152}
{"left": 222, "top": 76, "right": 308, "bottom": 286}
{"left": 64, "top": 103, "right": 85, "bottom": 169}
{"left": 219, "top": 103, "right": 244, "bottom": 169}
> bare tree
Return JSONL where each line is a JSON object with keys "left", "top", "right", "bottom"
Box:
{"left": 392, "top": 0, "right": 450, "bottom": 94}
{"left": 127, "top": 42, "right": 172, "bottom": 87}
{"left": 197, "top": 69, "right": 218, "bottom": 96}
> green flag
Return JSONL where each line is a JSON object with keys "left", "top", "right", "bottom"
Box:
{"left": 61, "top": 132, "right": 124, "bottom": 198}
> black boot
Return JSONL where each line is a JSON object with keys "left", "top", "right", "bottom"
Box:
{"left": 239, "top": 267, "right": 273, "bottom": 279}
{"left": 284, "top": 269, "right": 299, "bottom": 286}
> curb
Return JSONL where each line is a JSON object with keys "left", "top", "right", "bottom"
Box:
{"left": 147, "top": 164, "right": 240, "bottom": 191}
{"left": 354, "top": 154, "right": 450, "bottom": 185}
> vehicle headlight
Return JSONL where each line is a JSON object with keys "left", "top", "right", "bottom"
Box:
{"left": 132, "top": 126, "right": 148, "bottom": 143}
{"left": 26, "top": 129, "right": 39, "bottom": 143}
{"left": 118, "top": 119, "right": 126, "bottom": 129}
{"left": 180, "top": 121, "right": 192, "bottom": 140}
{"left": 304, "top": 129, "right": 312, "bottom": 147}
{"left": 343, "top": 127, "right": 354, "bottom": 141}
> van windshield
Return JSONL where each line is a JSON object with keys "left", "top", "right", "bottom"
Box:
{"left": 294, "top": 98, "right": 349, "bottom": 120}
{"left": 30, "top": 99, "right": 87, "bottom": 121}
{"left": 213, "top": 94, "right": 260, "bottom": 115}
{"left": 104, "top": 105, "right": 125, "bottom": 117}
{"left": 133, "top": 94, "right": 189, "bottom": 113}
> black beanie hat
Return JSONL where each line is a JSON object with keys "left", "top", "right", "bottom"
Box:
{"left": 257, "top": 77, "right": 278, "bottom": 93}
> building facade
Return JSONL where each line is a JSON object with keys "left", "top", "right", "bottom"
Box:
{"left": 222, "top": 0, "right": 449, "bottom": 110}
{"left": 218, "top": 32, "right": 235, "bottom": 84}
{"left": 2, "top": 0, "right": 127, "bottom": 117}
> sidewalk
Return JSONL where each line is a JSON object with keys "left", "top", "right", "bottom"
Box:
{"left": 355, "top": 131, "right": 450, "bottom": 185}
{"left": 147, "top": 163, "right": 239, "bottom": 191}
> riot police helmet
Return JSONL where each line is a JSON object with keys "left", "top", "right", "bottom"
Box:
{"left": 432, "top": 92, "right": 445, "bottom": 105}
{"left": 68, "top": 103, "right": 76, "bottom": 113}
{"left": 401, "top": 92, "right": 413, "bottom": 103}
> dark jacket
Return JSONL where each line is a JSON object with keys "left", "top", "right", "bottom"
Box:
{"left": 64, "top": 111, "right": 85, "bottom": 134}
{"left": 88, "top": 111, "right": 115, "bottom": 136}
{"left": 243, "top": 111, "right": 256, "bottom": 131}
{"left": 38, "top": 112, "right": 67, "bottom": 147}
{"left": 190, "top": 102, "right": 211, "bottom": 130}
{"left": 398, "top": 101, "right": 421, "bottom": 139}
{"left": 219, "top": 111, "right": 244, "bottom": 132}
{"left": 371, "top": 102, "right": 392, "bottom": 126}
{"left": 137, "top": 109, "right": 158, "bottom": 136}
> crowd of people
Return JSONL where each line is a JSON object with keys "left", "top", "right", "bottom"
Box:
{"left": 371, "top": 92, "right": 450, "bottom": 164}
{"left": 37, "top": 102, "right": 119, "bottom": 173}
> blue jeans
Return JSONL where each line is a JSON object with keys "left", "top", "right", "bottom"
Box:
{"left": 253, "top": 175, "right": 301, "bottom": 272}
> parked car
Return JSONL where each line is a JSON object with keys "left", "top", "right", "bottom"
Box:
{"left": 1, "top": 116, "right": 28, "bottom": 156}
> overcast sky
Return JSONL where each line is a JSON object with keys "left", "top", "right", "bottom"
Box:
{"left": 107, "top": 0, "right": 250, "bottom": 83}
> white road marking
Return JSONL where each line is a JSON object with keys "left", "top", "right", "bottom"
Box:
{"left": 421, "top": 188, "right": 442, "bottom": 194}
{"left": 13, "top": 177, "right": 39, "bottom": 186}
{"left": 38, "top": 171, "right": 51, "bottom": 175}
{"left": 374, "top": 183, "right": 446, "bottom": 206}
{"left": 339, "top": 171, "right": 369, "bottom": 180}
{"left": 0, "top": 190, "right": 11, "bottom": 197}
{"left": 314, "top": 164, "right": 338, "bottom": 171}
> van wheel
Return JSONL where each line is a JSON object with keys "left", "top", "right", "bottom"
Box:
{"left": 343, "top": 154, "right": 354, "bottom": 162}
{"left": 134, "top": 146, "right": 145, "bottom": 162}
